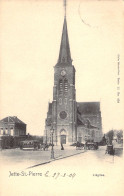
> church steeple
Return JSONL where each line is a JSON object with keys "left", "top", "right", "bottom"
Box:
{"left": 57, "top": 10, "right": 72, "bottom": 65}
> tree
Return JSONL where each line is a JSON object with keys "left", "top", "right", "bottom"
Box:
{"left": 116, "top": 130, "right": 123, "bottom": 142}
{"left": 106, "top": 130, "right": 114, "bottom": 144}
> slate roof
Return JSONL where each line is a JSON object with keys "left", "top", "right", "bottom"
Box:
{"left": 77, "top": 113, "right": 85, "bottom": 126}
{"left": 77, "top": 106, "right": 98, "bottom": 129}
{"left": 45, "top": 103, "right": 52, "bottom": 126}
{"left": 57, "top": 17, "right": 72, "bottom": 65}
{"left": 0, "top": 116, "right": 26, "bottom": 124}
{"left": 77, "top": 102, "right": 100, "bottom": 115}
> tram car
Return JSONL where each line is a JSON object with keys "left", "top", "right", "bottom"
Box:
{"left": 85, "top": 141, "right": 98, "bottom": 150}
{"left": 20, "top": 140, "right": 40, "bottom": 150}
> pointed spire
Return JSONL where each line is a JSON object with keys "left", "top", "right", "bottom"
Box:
{"left": 57, "top": 17, "right": 72, "bottom": 66}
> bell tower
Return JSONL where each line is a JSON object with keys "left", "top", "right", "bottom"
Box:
{"left": 52, "top": 12, "right": 77, "bottom": 144}
{"left": 44, "top": 1, "right": 103, "bottom": 145}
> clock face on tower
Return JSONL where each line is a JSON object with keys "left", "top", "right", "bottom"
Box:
{"left": 61, "top": 70, "right": 66, "bottom": 76}
{"left": 59, "top": 111, "right": 67, "bottom": 119}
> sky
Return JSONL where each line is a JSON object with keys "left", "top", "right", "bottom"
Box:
{"left": 0, "top": 0, "right": 124, "bottom": 135}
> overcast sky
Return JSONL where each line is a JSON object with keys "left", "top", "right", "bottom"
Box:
{"left": 0, "top": 0, "right": 124, "bottom": 135}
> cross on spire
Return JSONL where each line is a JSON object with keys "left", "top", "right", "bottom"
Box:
{"left": 64, "top": 0, "right": 67, "bottom": 17}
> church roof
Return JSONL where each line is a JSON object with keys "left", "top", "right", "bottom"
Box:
{"left": 77, "top": 113, "right": 85, "bottom": 126}
{"left": 45, "top": 103, "right": 52, "bottom": 126}
{"left": 57, "top": 17, "right": 72, "bottom": 65}
{"left": 0, "top": 116, "right": 26, "bottom": 124}
{"left": 77, "top": 112, "right": 98, "bottom": 129}
{"left": 77, "top": 102, "right": 100, "bottom": 115}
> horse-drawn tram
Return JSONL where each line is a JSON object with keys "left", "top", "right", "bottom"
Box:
{"left": 85, "top": 141, "right": 98, "bottom": 150}
{"left": 20, "top": 140, "right": 40, "bottom": 150}
{"left": 75, "top": 140, "right": 98, "bottom": 150}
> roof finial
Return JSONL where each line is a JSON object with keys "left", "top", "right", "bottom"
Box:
{"left": 64, "top": 0, "right": 67, "bottom": 18}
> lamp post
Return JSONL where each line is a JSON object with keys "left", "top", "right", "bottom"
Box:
{"left": 56, "top": 135, "right": 57, "bottom": 146}
{"left": 50, "top": 126, "right": 54, "bottom": 159}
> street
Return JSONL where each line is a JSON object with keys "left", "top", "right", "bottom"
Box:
{"left": 0, "top": 145, "right": 123, "bottom": 169}
{"left": 0, "top": 145, "right": 123, "bottom": 196}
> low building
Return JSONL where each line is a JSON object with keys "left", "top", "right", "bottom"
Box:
{"left": 0, "top": 116, "right": 27, "bottom": 149}
{"left": 0, "top": 116, "right": 26, "bottom": 136}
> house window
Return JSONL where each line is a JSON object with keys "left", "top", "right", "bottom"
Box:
{"left": 15, "top": 130, "right": 19, "bottom": 136}
{"left": 10, "top": 128, "right": 14, "bottom": 136}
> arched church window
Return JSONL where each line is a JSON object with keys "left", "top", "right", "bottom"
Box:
{"left": 64, "top": 98, "right": 67, "bottom": 104}
{"left": 64, "top": 78, "right": 68, "bottom": 95}
{"left": 92, "top": 130, "right": 95, "bottom": 137}
{"left": 59, "top": 98, "right": 62, "bottom": 105}
{"left": 59, "top": 78, "right": 68, "bottom": 96}
{"left": 59, "top": 79, "right": 63, "bottom": 95}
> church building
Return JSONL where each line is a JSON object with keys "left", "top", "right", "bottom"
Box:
{"left": 44, "top": 9, "right": 102, "bottom": 145}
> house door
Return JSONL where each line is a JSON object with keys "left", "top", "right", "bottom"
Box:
{"left": 61, "top": 135, "right": 66, "bottom": 144}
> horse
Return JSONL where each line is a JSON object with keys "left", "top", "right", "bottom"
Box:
{"left": 40, "top": 143, "right": 50, "bottom": 151}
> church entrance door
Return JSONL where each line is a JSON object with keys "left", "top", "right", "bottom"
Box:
{"left": 61, "top": 135, "right": 66, "bottom": 144}
{"left": 60, "top": 129, "right": 67, "bottom": 144}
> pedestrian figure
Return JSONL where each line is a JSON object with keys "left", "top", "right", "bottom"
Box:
{"left": 84, "top": 141, "right": 87, "bottom": 150}
{"left": 61, "top": 142, "right": 64, "bottom": 150}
